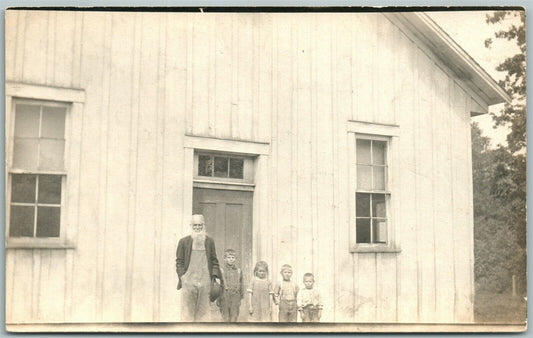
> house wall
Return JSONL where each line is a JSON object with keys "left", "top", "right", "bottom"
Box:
{"left": 5, "top": 11, "right": 478, "bottom": 324}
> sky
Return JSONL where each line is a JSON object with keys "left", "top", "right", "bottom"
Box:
{"left": 428, "top": 10, "right": 522, "bottom": 148}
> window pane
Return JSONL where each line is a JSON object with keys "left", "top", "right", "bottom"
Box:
{"left": 356, "top": 139, "right": 371, "bottom": 164}
{"left": 38, "top": 175, "right": 62, "bottom": 204}
{"left": 372, "top": 194, "right": 387, "bottom": 218}
{"left": 357, "top": 165, "right": 372, "bottom": 190}
{"left": 13, "top": 138, "right": 39, "bottom": 170}
{"left": 9, "top": 205, "right": 35, "bottom": 237}
{"left": 373, "top": 166, "right": 386, "bottom": 190}
{"left": 39, "top": 139, "right": 65, "bottom": 171}
{"left": 356, "top": 218, "right": 371, "bottom": 243}
{"left": 11, "top": 174, "right": 37, "bottom": 203}
{"left": 41, "top": 106, "right": 66, "bottom": 139}
{"left": 356, "top": 193, "right": 370, "bottom": 217}
{"left": 229, "top": 158, "right": 244, "bottom": 179}
{"left": 14, "top": 104, "right": 40, "bottom": 137}
{"left": 214, "top": 157, "right": 229, "bottom": 178}
{"left": 198, "top": 155, "right": 213, "bottom": 176}
{"left": 372, "top": 141, "right": 386, "bottom": 165}
{"left": 373, "top": 219, "right": 387, "bottom": 243}
{"left": 36, "top": 206, "right": 60, "bottom": 237}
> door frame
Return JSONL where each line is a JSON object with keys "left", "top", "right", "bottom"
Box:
{"left": 183, "top": 135, "right": 271, "bottom": 272}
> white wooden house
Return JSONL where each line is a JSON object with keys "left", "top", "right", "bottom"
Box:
{"left": 5, "top": 10, "right": 510, "bottom": 327}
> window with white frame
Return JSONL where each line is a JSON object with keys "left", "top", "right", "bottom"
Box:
{"left": 355, "top": 137, "right": 389, "bottom": 244}
{"left": 8, "top": 101, "right": 67, "bottom": 239}
{"left": 193, "top": 151, "right": 255, "bottom": 186}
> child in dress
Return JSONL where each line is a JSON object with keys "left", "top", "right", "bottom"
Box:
{"left": 273, "top": 264, "right": 299, "bottom": 322}
{"left": 297, "top": 273, "right": 322, "bottom": 322}
{"left": 247, "top": 261, "right": 275, "bottom": 322}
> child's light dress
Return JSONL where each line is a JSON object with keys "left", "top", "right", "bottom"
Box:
{"left": 248, "top": 277, "right": 273, "bottom": 322}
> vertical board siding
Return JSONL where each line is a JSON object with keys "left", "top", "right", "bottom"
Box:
{"left": 433, "top": 66, "right": 455, "bottom": 322}
{"left": 353, "top": 14, "right": 376, "bottom": 122}
{"left": 71, "top": 12, "right": 84, "bottom": 88}
{"left": 396, "top": 31, "right": 420, "bottom": 323}
{"left": 130, "top": 13, "right": 160, "bottom": 321}
{"left": 257, "top": 14, "right": 273, "bottom": 143}
{"left": 417, "top": 47, "right": 437, "bottom": 323}
{"left": 310, "top": 14, "right": 319, "bottom": 297}
{"left": 451, "top": 82, "right": 475, "bottom": 322}
{"left": 21, "top": 11, "right": 48, "bottom": 84}
{"left": 335, "top": 14, "right": 356, "bottom": 322}
{"left": 101, "top": 13, "right": 135, "bottom": 321}
{"left": 315, "top": 15, "right": 335, "bottom": 322}
{"left": 153, "top": 13, "right": 169, "bottom": 321}
{"left": 64, "top": 101, "right": 84, "bottom": 321}
{"left": 53, "top": 12, "right": 76, "bottom": 87}
{"left": 71, "top": 11, "right": 107, "bottom": 322}
{"left": 274, "top": 15, "right": 293, "bottom": 270}
{"left": 13, "top": 11, "right": 27, "bottom": 81}
{"left": 39, "top": 250, "right": 66, "bottom": 322}
{"left": 159, "top": 12, "right": 187, "bottom": 322}
{"left": 45, "top": 12, "right": 56, "bottom": 85}
{"left": 214, "top": 15, "right": 233, "bottom": 139}
{"left": 375, "top": 15, "right": 397, "bottom": 124}
{"left": 6, "top": 12, "right": 479, "bottom": 324}
{"left": 237, "top": 15, "right": 254, "bottom": 141}
{"left": 191, "top": 15, "right": 210, "bottom": 136}
{"left": 375, "top": 20, "right": 399, "bottom": 319}
{"left": 12, "top": 251, "right": 34, "bottom": 323}
{"left": 95, "top": 13, "right": 112, "bottom": 321}
{"left": 295, "top": 14, "right": 313, "bottom": 288}
{"left": 5, "top": 11, "right": 18, "bottom": 81}
{"left": 290, "top": 17, "right": 299, "bottom": 284}
{"left": 124, "top": 12, "right": 142, "bottom": 322}
{"left": 5, "top": 251, "right": 15, "bottom": 323}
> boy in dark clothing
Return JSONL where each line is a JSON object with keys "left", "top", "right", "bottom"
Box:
{"left": 218, "top": 249, "right": 244, "bottom": 322}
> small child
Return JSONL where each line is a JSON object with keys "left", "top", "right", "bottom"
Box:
{"left": 218, "top": 249, "right": 244, "bottom": 322}
{"left": 274, "top": 264, "right": 299, "bottom": 322}
{"left": 297, "top": 273, "right": 322, "bottom": 322}
{"left": 247, "top": 261, "right": 275, "bottom": 322}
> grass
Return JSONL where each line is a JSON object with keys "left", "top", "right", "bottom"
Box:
{"left": 474, "top": 291, "right": 527, "bottom": 323}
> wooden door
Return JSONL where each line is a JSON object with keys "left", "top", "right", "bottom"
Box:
{"left": 192, "top": 188, "right": 253, "bottom": 294}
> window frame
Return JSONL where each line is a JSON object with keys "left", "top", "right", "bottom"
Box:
{"left": 347, "top": 121, "right": 401, "bottom": 253}
{"left": 6, "top": 82, "right": 84, "bottom": 249}
{"left": 354, "top": 135, "right": 390, "bottom": 246}
{"left": 193, "top": 151, "right": 256, "bottom": 187}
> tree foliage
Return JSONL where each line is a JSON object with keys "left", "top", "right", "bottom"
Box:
{"left": 484, "top": 11, "right": 526, "bottom": 154}
{"left": 473, "top": 10, "right": 526, "bottom": 294}
{"left": 472, "top": 123, "right": 526, "bottom": 293}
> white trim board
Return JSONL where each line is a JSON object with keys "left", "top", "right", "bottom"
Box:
{"left": 184, "top": 135, "right": 270, "bottom": 155}
{"left": 6, "top": 82, "right": 86, "bottom": 103}
{"left": 346, "top": 121, "right": 400, "bottom": 137}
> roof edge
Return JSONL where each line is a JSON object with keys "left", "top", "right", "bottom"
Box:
{"left": 393, "top": 12, "right": 512, "bottom": 105}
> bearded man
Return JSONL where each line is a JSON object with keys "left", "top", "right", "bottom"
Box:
{"left": 176, "top": 214, "right": 222, "bottom": 322}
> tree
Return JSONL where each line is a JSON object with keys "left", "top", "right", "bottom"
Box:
{"left": 484, "top": 11, "right": 526, "bottom": 154}
{"left": 472, "top": 123, "right": 525, "bottom": 293}
{"left": 473, "top": 10, "right": 526, "bottom": 294}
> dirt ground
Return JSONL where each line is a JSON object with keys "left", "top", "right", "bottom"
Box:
{"left": 474, "top": 292, "right": 527, "bottom": 323}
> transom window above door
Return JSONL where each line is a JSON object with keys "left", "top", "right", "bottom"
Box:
{"left": 198, "top": 154, "right": 244, "bottom": 179}
{"left": 193, "top": 152, "right": 255, "bottom": 186}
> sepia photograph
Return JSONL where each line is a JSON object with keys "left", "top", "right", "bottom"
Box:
{"left": 4, "top": 7, "right": 527, "bottom": 332}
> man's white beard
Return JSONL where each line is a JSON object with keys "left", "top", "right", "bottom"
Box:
{"left": 191, "top": 230, "right": 206, "bottom": 249}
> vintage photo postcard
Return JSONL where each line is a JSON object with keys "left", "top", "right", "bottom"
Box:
{"left": 4, "top": 7, "right": 526, "bottom": 332}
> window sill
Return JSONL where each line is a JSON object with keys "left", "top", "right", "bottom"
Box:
{"left": 350, "top": 246, "right": 402, "bottom": 253}
{"left": 6, "top": 240, "right": 76, "bottom": 249}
